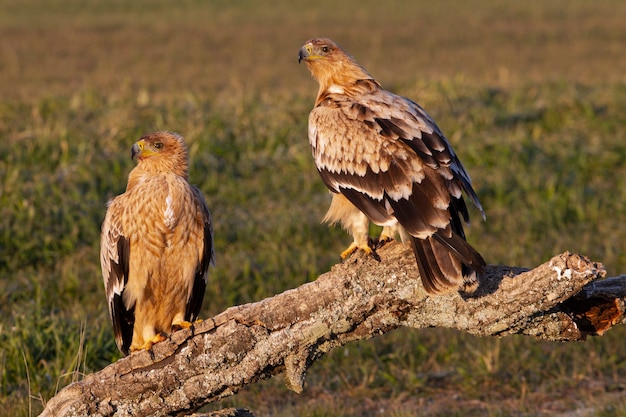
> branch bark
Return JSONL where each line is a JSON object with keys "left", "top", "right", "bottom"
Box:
{"left": 42, "top": 242, "right": 623, "bottom": 417}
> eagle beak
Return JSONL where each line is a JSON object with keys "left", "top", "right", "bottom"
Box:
{"left": 298, "top": 44, "right": 312, "bottom": 63}
{"left": 131, "top": 140, "right": 144, "bottom": 160}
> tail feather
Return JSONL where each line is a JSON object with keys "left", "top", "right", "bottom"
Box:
{"left": 411, "top": 232, "right": 485, "bottom": 294}
{"left": 432, "top": 230, "right": 485, "bottom": 272}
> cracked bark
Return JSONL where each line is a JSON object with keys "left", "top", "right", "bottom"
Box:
{"left": 41, "top": 242, "right": 624, "bottom": 417}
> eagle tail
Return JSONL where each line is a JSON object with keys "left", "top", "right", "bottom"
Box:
{"left": 410, "top": 232, "right": 485, "bottom": 295}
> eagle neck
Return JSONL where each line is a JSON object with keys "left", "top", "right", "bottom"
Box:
{"left": 126, "top": 159, "right": 189, "bottom": 191}
{"left": 316, "top": 78, "right": 380, "bottom": 107}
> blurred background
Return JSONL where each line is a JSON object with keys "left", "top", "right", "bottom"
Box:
{"left": 1, "top": 0, "right": 625, "bottom": 415}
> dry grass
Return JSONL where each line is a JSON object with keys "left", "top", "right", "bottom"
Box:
{"left": 1, "top": 0, "right": 625, "bottom": 102}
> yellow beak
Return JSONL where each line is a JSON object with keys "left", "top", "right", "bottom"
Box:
{"left": 131, "top": 139, "right": 145, "bottom": 160}
{"left": 298, "top": 44, "right": 317, "bottom": 63}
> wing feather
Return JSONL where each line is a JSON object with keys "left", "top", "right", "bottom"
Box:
{"left": 184, "top": 186, "right": 215, "bottom": 321}
{"left": 100, "top": 197, "right": 134, "bottom": 355}
{"left": 310, "top": 86, "right": 484, "bottom": 238}
{"left": 309, "top": 80, "right": 486, "bottom": 293}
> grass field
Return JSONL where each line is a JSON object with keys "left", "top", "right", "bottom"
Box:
{"left": 1, "top": 0, "right": 626, "bottom": 415}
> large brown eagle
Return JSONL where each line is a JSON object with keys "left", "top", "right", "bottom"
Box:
{"left": 299, "top": 38, "right": 485, "bottom": 294}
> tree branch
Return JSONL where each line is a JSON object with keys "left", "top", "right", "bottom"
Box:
{"left": 42, "top": 242, "right": 621, "bottom": 417}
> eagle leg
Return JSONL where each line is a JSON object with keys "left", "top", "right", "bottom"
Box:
{"left": 378, "top": 226, "right": 396, "bottom": 244}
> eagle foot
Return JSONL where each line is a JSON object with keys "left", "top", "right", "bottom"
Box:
{"left": 130, "top": 333, "right": 167, "bottom": 353}
{"left": 371, "top": 235, "right": 394, "bottom": 251}
{"left": 340, "top": 241, "right": 381, "bottom": 262}
{"left": 172, "top": 320, "right": 194, "bottom": 332}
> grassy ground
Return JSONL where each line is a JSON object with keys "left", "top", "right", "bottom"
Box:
{"left": 1, "top": 0, "right": 626, "bottom": 415}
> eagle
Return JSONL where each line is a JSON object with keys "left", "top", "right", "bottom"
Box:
{"left": 100, "top": 131, "right": 214, "bottom": 355}
{"left": 298, "top": 38, "right": 485, "bottom": 294}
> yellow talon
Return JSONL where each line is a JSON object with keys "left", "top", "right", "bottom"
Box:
{"left": 341, "top": 242, "right": 369, "bottom": 259}
{"left": 171, "top": 320, "right": 194, "bottom": 332}
{"left": 340, "top": 242, "right": 379, "bottom": 262}
{"left": 374, "top": 235, "right": 394, "bottom": 250}
{"left": 340, "top": 244, "right": 357, "bottom": 259}
{"left": 130, "top": 333, "right": 166, "bottom": 353}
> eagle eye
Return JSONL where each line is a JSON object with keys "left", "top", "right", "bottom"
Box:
{"left": 153, "top": 142, "right": 163, "bottom": 150}
{"left": 321, "top": 46, "right": 330, "bottom": 53}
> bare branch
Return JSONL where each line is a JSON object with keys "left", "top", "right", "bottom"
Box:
{"left": 41, "top": 242, "right": 618, "bottom": 417}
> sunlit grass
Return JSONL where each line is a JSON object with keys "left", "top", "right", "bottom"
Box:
{"left": 2, "top": 80, "right": 626, "bottom": 417}
{"left": 0, "top": 79, "right": 626, "bottom": 416}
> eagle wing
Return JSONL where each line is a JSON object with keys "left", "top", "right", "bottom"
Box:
{"left": 100, "top": 196, "right": 134, "bottom": 355}
{"left": 311, "top": 84, "right": 482, "bottom": 231}
{"left": 184, "top": 185, "right": 215, "bottom": 322}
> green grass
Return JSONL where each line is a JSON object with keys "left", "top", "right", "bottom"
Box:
{"left": 1, "top": 0, "right": 626, "bottom": 416}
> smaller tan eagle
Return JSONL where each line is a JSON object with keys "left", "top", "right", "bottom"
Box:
{"left": 100, "top": 131, "right": 214, "bottom": 355}
{"left": 299, "top": 38, "right": 485, "bottom": 294}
